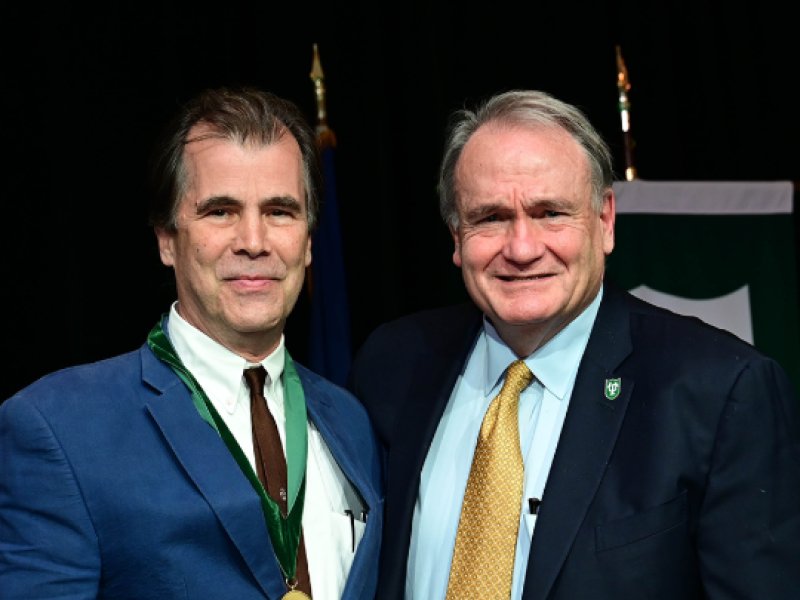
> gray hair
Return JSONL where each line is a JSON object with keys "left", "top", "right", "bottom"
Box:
{"left": 438, "top": 90, "right": 613, "bottom": 228}
{"left": 149, "top": 87, "right": 322, "bottom": 233}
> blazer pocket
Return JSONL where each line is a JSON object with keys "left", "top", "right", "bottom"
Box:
{"left": 595, "top": 491, "right": 687, "bottom": 552}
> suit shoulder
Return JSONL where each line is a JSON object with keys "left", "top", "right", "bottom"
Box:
{"left": 625, "top": 292, "right": 760, "bottom": 356}
{"left": 619, "top": 292, "right": 776, "bottom": 395}
{"left": 350, "top": 304, "right": 481, "bottom": 446}
{"left": 4, "top": 348, "right": 145, "bottom": 412}
{"left": 357, "top": 302, "right": 480, "bottom": 359}
{"left": 351, "top": 302, "right": 480, "bottom": 395}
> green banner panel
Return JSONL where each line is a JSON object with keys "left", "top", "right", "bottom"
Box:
{"left": 608, "top": 212, "right": 800, "bottom": 394}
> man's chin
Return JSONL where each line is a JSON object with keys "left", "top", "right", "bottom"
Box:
{"left": 487, "top": 303, "right": 559, "bottom": 328}
{"left": 217, "top": 308, "right": 285, "bottom": 336}
{"left": 230, "top": 319, "right": 284, "bottom": 335}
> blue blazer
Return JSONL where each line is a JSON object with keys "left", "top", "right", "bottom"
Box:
{"left": 350, "top": 281, "right": 800, "bottom": 600}
{"left": 0, "top": 343, "right": 384, "bottom": 600}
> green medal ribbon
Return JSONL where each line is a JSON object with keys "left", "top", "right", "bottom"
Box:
{"left": 147, "top": 315, "right": 308, "bottom": 581}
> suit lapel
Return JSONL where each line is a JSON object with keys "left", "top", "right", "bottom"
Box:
{"left": 385, "top": 304, "right": 484, "bottom": 590}
{"left": 298, "top": 367, "right": 380, "bottom": 600}
{"left": 140, "top": 346, "right": 287, "bottom": 600}
{"left": 522, "top": 284, "right": 634, "bottom": 600}
{"left": 301, "top": 369, "right": 378, "bottom": 507}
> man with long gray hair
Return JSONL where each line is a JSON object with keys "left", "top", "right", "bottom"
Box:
{"left": 351, "top": 90, "right": 800, "bottom": 600}
{"left": 1, "top": 87, "right": 383, "bottom": 600}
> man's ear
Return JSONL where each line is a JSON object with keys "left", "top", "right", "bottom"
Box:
{"left": 304, "top": 235, "right": 312, "bottom": 268}
{"left": 450, "top": 223, "right": 462, "bottom": 268}
{"left": 155, "top": 227, "right": 176, "bottom": 267}
{"left": 600, "top": 189, "right": 616, "bottom": 256}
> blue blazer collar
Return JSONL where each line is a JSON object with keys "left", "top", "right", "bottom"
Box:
{"left": 140, "top": 344, "right": 289, "bottom": 600}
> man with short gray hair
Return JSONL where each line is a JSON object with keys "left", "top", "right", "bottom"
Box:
{"left": 351, "top": 90, "right": 800, "bottom": 600}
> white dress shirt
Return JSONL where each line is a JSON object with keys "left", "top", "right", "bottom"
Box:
{"left": 167, "top": 304, "right": 365, "bottom": 600}
{"left": 406, "top": 288, "right": 603, "bottom": 600}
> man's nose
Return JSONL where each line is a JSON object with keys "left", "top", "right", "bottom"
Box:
{"left": 233, "top": 211, "right": 269, "bottom": 257}
{"left": 502, "top": 217, "right": 544, "bottom": 264}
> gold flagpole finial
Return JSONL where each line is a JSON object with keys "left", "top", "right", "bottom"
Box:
{"left": 310, "top": 42, "right": 325, "bottom": 80}
{"left": 616, "top": 45, "right": 630, "bottom": 96}
{"left": 616, "top": 45, "right": 637, "bottom": 181}
{"left": 310, "top": 43, "right": 336, "bottom": 149}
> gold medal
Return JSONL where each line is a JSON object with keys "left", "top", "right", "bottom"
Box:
{"left": 283, "top": 577, "right": 311, "bottom": 600}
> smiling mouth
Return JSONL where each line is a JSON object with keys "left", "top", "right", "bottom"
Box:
{"left": 225, "top": 277, "right": 277, "bottom": 290}
{"left": 225, "top": 275, "right": 278, "bottom": 281}
{"left": 498, "top": 274, "right": 552, "bottom": 282}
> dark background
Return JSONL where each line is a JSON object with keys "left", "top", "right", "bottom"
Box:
{"left": 5, "top": 0, "right": 798, "bottom": 401}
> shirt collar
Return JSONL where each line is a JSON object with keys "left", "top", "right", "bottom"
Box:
{"left": 483, "top": 286, "right": 603, "bottom": 400}
{"left": 166, "top": 302, "right": 285, "bottom": 404}
{"left": 261, "top": 333, "right": 286, "bottom": 393}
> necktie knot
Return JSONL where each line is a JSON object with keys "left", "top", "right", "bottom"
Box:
{"left": 504, "top": 359, "right": 534, "bottom": 396}
{"left": 244, "top": 366, "right": 267, "bottom": 398}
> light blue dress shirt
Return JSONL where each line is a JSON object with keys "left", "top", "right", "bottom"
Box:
{"left": 406, "top": 288, "right": 603, "bottom": 600}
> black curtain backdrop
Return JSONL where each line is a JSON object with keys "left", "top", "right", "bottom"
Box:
{"left": 5, "top": 0, "right": 799, "bottom": 401}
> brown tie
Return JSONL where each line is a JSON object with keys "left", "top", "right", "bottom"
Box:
{"left": 445, "top": 360, "right": 534, "bottom": 600}
{"left": 244, "top": 366, "right": 312, "bottom": 597}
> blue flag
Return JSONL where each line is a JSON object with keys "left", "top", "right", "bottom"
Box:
{"left": 309, "top": 145, "right": 352, "bottom": 386}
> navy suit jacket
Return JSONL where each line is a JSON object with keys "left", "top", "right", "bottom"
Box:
{"left": 0, "top": 343, "right": 384, "bottom": 600}
{"left": 350, "top": 281, "right": 800, "bottom": 600}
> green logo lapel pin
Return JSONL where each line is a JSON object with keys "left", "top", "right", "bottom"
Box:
{"left": 605, "top": 378, "right": 621, "bottom": 400}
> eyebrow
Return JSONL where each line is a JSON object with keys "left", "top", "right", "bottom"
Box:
{"left": 463, "top": 198, "right": 574, "bottom": 222}
{"left": 194, "top": 195, "right": 303, "bottom": 214}
{"left": 536, "top": 199, "right": 573, "bottom": 212}
{"left": 263, "top": 195, "right": 303, "bottom": 212}
{"left": 194, "top": 195, "right": 240, "bottom": 214}
{"left": 464, "top": 203, "right": 504, "bottom": 223}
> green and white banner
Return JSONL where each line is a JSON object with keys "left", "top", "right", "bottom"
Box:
{"left": 608, "top": 180, "right": 799, "bottom": 392}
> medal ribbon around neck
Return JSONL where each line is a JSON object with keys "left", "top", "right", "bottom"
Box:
{"left": 147, "top": 316, "right": 308, "bottom": 582}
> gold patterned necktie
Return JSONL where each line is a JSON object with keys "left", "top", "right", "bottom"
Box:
{"left": 445, "top": 359, "right": 534, "bottom": 600}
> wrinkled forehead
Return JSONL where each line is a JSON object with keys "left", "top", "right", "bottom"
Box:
{"left": 184, "top": 121, "right": 292, "bottom": 153}
{"left": 454, "top": 122, "right": 592, "bottom": 196}
{"left": 180, "top": 123, "right": 305, "bottom": 194}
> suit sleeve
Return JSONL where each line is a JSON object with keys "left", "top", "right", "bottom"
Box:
{"left": 0, "top": 397, "right": 101, "bottom": 599}
{"left": 696, "top": 357, "right": 800, "bottom": 598}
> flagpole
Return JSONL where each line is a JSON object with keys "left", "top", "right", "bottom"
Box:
{"left": 310, "top": 43, "right": 337, "bottom": 150}
{"left": 616, "top": 45, "right": 638, "bottom": 181}
{"left": 306, "top": 43, "right": 332, "bottom": 298}
{"left": 307, "top": 43, "right": 353, "bottom": 386}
